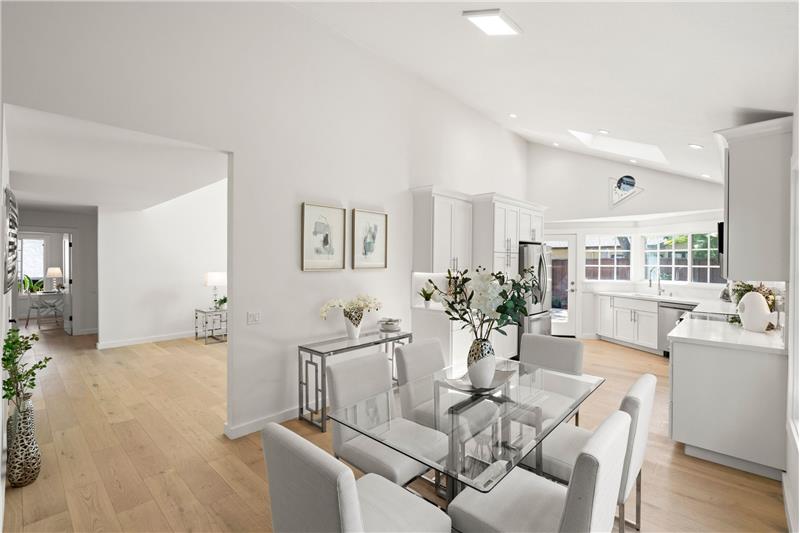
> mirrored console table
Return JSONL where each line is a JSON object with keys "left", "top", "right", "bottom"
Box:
{"left": 195, "top": 308, "right": 228, "bottom": 344}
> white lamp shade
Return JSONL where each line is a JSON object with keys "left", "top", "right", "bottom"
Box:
{"left": 46, "top": 267, "right": 63, "bottom": 278}
{"left": 204, "top": 272, "right": 227, "bottom": 287}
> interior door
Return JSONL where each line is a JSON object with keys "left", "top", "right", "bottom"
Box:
{"left": 544, "top": 234, "right": 577, "bottom": 336}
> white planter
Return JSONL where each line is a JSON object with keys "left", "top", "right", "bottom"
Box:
{"left": 345, "top": 319, "right": 361, "bottom": 339}
{"left": 467, "top": 339, "right": 496, "bottom": 388}
{"left": 423, "top": 300, "right": 431, "bottom": 309}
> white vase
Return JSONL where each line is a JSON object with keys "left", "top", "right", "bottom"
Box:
{"left": 737, "top": 291, "right": 771, "bottom": 332}
{"left": 345, "top": 318, "right": 361, "bottom": 339}
{"left": 467, "top": 339, "right": 496, "bottom": 389}
{"left": 423, "top": 300, "right": 431, "bottom": 309}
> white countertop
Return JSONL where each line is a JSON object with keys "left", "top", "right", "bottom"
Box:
{"left": 593, "top": 290, "right": 737, "bottom": 315}
{"left": 668, "top": 315, "right": 786, "bottom": 355}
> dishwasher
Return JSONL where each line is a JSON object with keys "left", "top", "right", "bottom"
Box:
{"left": 657, "top": 302, "right": 696, "bottom": 356}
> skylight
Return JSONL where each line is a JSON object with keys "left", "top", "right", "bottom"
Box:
{"left": 568, "top": 130, "right": 668, "bottom": 164}
{"left": 463, "top": 9, "right": 521, "bottom": 36}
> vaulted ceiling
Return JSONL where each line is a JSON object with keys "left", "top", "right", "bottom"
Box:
{"left": 296, "top": 2, "right": 797, "bottom": 182}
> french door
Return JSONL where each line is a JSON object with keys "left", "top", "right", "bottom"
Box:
{"left": 544, "top": 234, "right": 577, "bottom": 336}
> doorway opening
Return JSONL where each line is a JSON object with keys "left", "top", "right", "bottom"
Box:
{"left": 544, "top": 234, "right": 577, "bottom": 337}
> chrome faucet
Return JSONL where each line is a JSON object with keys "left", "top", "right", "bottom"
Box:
{"left": 648, "top": 266, "right": 664, "bottom": 296}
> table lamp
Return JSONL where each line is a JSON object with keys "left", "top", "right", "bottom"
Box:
{"left": 46, "top": 267, "right": 63, "bottom": 292}
{"left": 204, "top": 272, "right": 227, "bottom": 307}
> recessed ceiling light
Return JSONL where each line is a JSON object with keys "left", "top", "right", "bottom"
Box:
{"left": 553, "top": 142, "right": 560, "bottom": 147}
{"left": 688, "top": 144, "right": 704, "bottom": 150}
{"left": 597, "top": 129, "right": 610, "bottom": 135}
{"left": 463, "top": 9, "right": 521, "bottom": 36}
{"left": 701, "top": 173, "right": 712, "bottom": 179}
{"left": 629, "top": 159, "right": 638, "bottom": 164}
{"left": 509, "top": 113, "right": 518, "bottom": 119}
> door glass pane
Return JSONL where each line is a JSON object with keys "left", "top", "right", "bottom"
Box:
{"left": 547, "top": 240, "right": 569, "bottom": 323}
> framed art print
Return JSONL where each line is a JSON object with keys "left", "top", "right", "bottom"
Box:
{"left": 352, "top": 209, "right": 387, "bottom": 269}
{"left": 301, "top": 203, "right": 346, "bottom": 271}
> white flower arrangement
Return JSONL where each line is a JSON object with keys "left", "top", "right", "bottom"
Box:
{"left": 429, "top": 267, "right": 540, "bottom": 340}
{"left": 320, "top": 295, "right": 382, "bottom": 326}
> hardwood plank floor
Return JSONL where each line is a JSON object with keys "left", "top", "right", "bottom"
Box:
{"left": 3, "top": 328, "right": 786, "bottom": 532}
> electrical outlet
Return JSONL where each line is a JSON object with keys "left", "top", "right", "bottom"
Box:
{"left": 246, "top": 311, "right": 261, "bottom": 325}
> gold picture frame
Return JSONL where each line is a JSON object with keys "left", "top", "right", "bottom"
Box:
{"left": 352, "top": 209, "right": 388, "bottom": 269}
{"left": 301, "top": 203, "right": 346, "bottom": 271}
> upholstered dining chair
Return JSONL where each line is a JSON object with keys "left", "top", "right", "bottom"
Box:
{"left": 261, "top": 422, "right": 451, "bottom": 533}
{"left": 519, "top": 333, "right": 584, "bottom": 425}
{"left": 522, "top": 373, "right": 657, "bottom": 532}
{"left": 448, "top": 410, "right": 632, "bottom": 533}
{"left": 327, "top": 351, "right": 448, "bottom": 487}
{"left": 394, "top": 339, "right": 498, "bottom": 437}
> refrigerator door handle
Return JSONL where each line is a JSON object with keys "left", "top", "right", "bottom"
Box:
{"left": 538, "top": 250, "right": 548, "bottom": 306}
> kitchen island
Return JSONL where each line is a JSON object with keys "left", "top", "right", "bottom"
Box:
{"left": 668, "top": 313, "right": 786, "bottom": 479}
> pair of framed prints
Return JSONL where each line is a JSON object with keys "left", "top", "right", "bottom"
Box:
{"left": 301, "top": 203, "right": 387, "bottom": 271}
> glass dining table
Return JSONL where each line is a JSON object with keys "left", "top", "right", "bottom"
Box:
{"left": 327, "top": 358, "right": 604, "bottom": 502}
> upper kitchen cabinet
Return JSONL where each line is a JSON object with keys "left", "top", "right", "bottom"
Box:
{"left": 412, "top": 187, "right": 473, "bottom": 273}
{"left": 715, "top": 116, "right": 793, "bottom": 281}
{"left": 473, "top": 194, "right": 546, "bottom": 275}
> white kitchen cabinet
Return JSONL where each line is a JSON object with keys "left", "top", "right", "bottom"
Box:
{"left": 473, "top": 194, "right": 546, "bottom": 275}
{"left": 412, "top": 187, "right": 472, "bottom": 273}
{"left": 595, "top": 295, "right": 614, "bottom": 337}
{"left": 715, "top": 116, "right": 792, "bottom": 281}
{"left": 634, "top": 310, "right": 658, "bottom": 349}
{"left": 597, "top": 294, "right": 659, "bottom": 352}
{"left": 669, "top": 315, "right": 787, "bottom": 479}
{"left": 614, "top": 308, "right": 636, "bottom": 343}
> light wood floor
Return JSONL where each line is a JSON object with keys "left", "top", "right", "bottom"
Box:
{"left": 2, "top": 328, "right": 787, "bottom": 532}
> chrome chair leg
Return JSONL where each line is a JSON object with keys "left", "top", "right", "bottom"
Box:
{"left": 635, "top": 470, "right": 642, "bottom": 531}
{"left": 575, "top": 410, "right": 579, "bottom": 426}
{"left": 619, "top": 503, "right": 626, "bottom": 533}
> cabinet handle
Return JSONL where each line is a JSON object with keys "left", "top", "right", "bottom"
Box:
{"left": 455, "top": 257, "right": 459, "bottom": 271}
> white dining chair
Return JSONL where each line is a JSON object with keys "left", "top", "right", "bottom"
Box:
{"left": 394, "top": 339, "right": 498, "bottom": 438}
{"left": 327, "top": 351, "right": 448, "bottom": 487}
{"left": 518, "top": 333, "right": 585, "bottom": 426}
{"left": 522, "top": 373, "right": 657, "bottom": 532}
{"left": 448, "top": 410, "right": 632, "bottom": 533}
{"left": 261, "top": 422, "right": 451, "bottom": 533}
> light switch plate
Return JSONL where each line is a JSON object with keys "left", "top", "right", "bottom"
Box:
{"left": 246, "top": 311, "right": 261, "bottom": 325}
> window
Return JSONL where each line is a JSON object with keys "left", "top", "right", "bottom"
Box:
{"left": 691, "top": 233, "right": 723, "bottom": 283}
{"left": 644, "top": 235, "right": 689, "bottom": 282}
{"left": 585, "top": 235, "right": 631, "bottom": 280}
{"left": 643, "top": 232, "right": 722, "bottom": 284}
{"left": 19, "top": 238, "right": 44, "bottom": 281}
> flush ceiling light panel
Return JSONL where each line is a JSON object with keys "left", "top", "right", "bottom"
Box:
{"left": 463, "top": 9, "right": 521, "bottom": 36}
{"left": 569, "top": 130, "right": 668, "bottom": 164}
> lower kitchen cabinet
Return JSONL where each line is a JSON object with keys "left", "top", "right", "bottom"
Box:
{"left": 596, "top": 294, "right": 659, "bottom": 352}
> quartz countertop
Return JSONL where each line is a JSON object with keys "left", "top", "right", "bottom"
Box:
{"left": 668, "top": 315, "right": 786, "bottom": 355}
{"left": 592, "top": 290, "right": 736, "bottom": 315}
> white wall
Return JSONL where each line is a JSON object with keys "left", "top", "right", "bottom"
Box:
{"left": 528, "top": 143, "right": 724, "bottom": 221}
{"left": 19, "top": 208, "right": 98, "bottom": 335}
{"left": 97, "top": 180, "right": 227, "bottom": 349}
{"left": 2, "top": 3, "right": 529, "bottom": 437}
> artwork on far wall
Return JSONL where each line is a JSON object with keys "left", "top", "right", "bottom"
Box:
{"left": 609, "top": 175, "right": 644, "bottom": 206}
{"left": 301, "top": 203, "right": 346, "bottom": 271}
{"left": 352, "top": 209, "right": 388, "bottom": 269}
{"left": 3, "top": 188, "right": 19, "bottom": 294}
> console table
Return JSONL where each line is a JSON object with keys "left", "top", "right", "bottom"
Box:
{"left": 194, "top": 308, "right": 228, "bottom": 344}
{"left": 297, "top": 330, "right": 412, "bottom": 432}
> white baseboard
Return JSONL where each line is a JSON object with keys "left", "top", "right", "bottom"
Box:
{"left": 96, "top": 330, "right": 195, "bottom": 350}
{"left": 224, "top": 406, "right": 297, "bottom": 440}
{"left": 685, "top": 444, "right": 783, "bottom": 480}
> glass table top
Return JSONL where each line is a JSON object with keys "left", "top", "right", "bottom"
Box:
{"left": 327, "top": 358, "right": 603, "bottom": 493}
{"left": 298, "top": 330, "right": 411, "bottom": 355}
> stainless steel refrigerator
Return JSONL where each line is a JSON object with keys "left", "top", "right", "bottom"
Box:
{"left": 518, "top": 241, "right": 552, "bottom": 343}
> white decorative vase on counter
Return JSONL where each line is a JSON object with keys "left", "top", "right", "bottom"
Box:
{"left": 423, "top": 300, "right": 431, "bottom": 309}
{"left": 737, "top": 291, "right": 772, "bottom": 332}
{"left": 467, "top": 339, "right": 496, "bottom": 389}
{"left": 344, "top": 318, "right": 361, "bottom": 340}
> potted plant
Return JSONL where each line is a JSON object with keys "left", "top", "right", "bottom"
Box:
{"left": 418, "top": 282, "right": 435, "bottom": 309}
{"left": 3, "top": 329, "right": 51, "bottom": 487}
{"left": 320, "top": 295, "right": 382, "bottom": 339}
{"left": 429, "top": 266, "right": 540, "bottom": 388}
{"left": 214, "top": 295, "right": 228, "bottom": 310}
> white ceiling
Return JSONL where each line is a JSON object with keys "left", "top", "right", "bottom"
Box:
{"left": 4, "top": 104, "right": 228, "bottom": 211}
{"left": 296, "top": 2, "right": 798, "bottom": 182}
